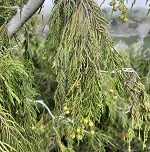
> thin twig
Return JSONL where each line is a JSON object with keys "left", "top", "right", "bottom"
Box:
{"left": 81, "top": 0, "right": 90, "bottom": 23}
{"left": 0, "top": 6, "right": 19, "bottom": 9}
{"left": 71, "top": 0, "right": 76, "bottom": 8}
{"left": 49, "top": 140, "right": 56, "bottom": 151}
{"left": 27, "top": 99, "right": 55, "bottom": 120}
{"left": 125, "top": 104, "right": 132, "bottom": 114}
{"left": 0, "top": 6, "right": 20, "bottom": 14}
{"left": 38, "top": 5, "right": 45, "bottom": 35}
{"left": 100, "top": 0, "right": 106, "bottom": 7}
{"left": 116, "top": 104, "right": 133, "bottom": 114}
{"left": 0, "top": 115, "right": 4, "bottom": 124}
{"left": 100, "top": 68, "right": 140, "bottom": 79}
{"left": 115, "top": 40, "right": 121, "bottom": 50}
{"left": 27, "top": 99, "right": 73, "bottom": 123}
{"left": 0, "top": 73, "right": 6, "bottom": 83}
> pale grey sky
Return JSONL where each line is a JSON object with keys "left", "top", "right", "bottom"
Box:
{"left": 44, "top": 0, "right": 149, "bottom": 12}
{"left": 95, "top": 0, "right": 149, "bottom": 7}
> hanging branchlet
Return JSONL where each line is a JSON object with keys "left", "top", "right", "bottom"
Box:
{"left": 0, "top": 26, "right": 42, "bottom": 151}
{"left": 1, "top": 0, "right": 149, "bottom": 151}
{"left": 109, "top": 0, "right": 150, "bottom": 23}
{"left": 109, "top": 0, "right": 128, "bottom": 23}
{"left": 46, "top": 0, "right": 150, "bottom": 150}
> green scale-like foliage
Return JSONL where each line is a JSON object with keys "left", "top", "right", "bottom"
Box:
{"left": 0, "top": 53, "right": 43, "bottom": 151}
{"left": 55, "top": 2, "right": 114, "bottom": 122}
{"left": 0, "top": 26, "right": 42, "bottom": 151}
{"left": 0, "top": 0, "right": 150, "bottom": 151}
{"left": 0, "top": 0, "right": 29, "bottom": 26}
{"left": 45, "top": 0, "right": 150, "bottom": 151}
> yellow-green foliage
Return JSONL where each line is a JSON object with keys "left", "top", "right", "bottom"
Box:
{"left": 0, "top": 24, "right": 42, "bottom": 151}
{"left": 0, "top": 49, "right": 44, "bottom": 151}
{"left": 0, "top": 0, "right": 150, "bottom": 151}
{"left": 46, "top": 0, "right": 150, "bottom": 151}
{"left": 0, "top": 0, "right": 28, "bottom": 25}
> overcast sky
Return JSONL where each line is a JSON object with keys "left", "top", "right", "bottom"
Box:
{"left": 44, "top": 0, "right": 149, "bottom": 12}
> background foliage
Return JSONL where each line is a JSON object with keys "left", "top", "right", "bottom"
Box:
{"left": 0, "top": 0, "right": 150, "bottom": 151}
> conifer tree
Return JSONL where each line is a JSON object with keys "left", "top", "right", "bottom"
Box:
{"left": 0, "top": 0, "right": 150, "bottom": 151}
